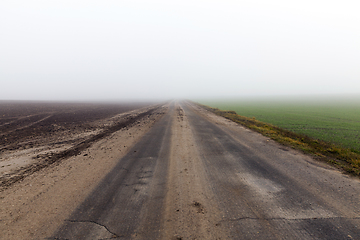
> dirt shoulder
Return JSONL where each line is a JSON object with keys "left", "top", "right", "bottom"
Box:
{"left": 0, "top": 104, "right": 168, "bottom": 240}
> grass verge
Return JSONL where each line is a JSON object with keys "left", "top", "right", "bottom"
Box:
{"left": 198, "top": 103, "right": 360, "bottom": 176}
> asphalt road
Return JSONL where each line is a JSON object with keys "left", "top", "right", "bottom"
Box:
{"left": 52, "top": 101, "right": 360, "bottom": 239}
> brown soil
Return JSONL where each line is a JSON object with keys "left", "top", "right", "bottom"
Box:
{"left": 0, "top": 101, "right": 162, "bottom": 190}
{"left": 0, "top": 101, "right": 168, "bottom": 239}
{"left": 0, "top": 101, "right": 150, "bottom": 150}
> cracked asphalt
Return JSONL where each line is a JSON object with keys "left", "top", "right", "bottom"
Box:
{"left": 50, "top": 101, "right": 360, "bottom": 239}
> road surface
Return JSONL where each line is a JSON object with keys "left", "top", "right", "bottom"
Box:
{"left": 52, "top": 101, "right": 360, "bottom": 239}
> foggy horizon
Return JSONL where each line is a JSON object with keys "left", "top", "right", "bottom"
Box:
{"left": 1, "top": 1, "right": 360, "bottom": 102}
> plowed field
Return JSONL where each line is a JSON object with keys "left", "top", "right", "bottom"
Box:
{"left": 0, "top": 101, "right": 158, "bottom": 189}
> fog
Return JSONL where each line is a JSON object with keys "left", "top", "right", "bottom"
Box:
{"left": 1, "top": 0, "right": 359, "bottom": 101}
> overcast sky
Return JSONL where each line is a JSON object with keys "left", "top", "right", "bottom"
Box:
{"left": 1, "top": 0, "right": 359, "bottom": 101}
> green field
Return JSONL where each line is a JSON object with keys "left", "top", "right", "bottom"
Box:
{"left": 201, "top": 98, "right": 360, "bottom": 152}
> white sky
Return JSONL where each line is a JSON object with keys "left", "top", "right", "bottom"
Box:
{"left": 1, "top": 0, "right": 360, "bottom": 101}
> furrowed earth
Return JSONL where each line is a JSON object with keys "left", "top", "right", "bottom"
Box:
{"left": 0, "top": 101, "right": 164, "bottom": 190}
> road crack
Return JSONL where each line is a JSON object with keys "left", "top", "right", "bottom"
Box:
{"left": 64, "top": 219, "right": 122, "bottom": 239}
{"left": 220, "top": 216, "right": 360, "bottom": 223}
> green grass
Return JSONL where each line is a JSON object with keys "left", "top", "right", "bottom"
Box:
{"left": 196, "top": 100, "right": 360, "bottom": 176}
{"left": 200, "top": 99, "right": 360, "bottom": 153}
